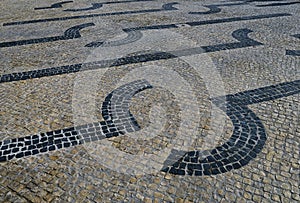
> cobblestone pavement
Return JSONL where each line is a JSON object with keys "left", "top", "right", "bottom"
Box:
{"left": 0, "top": 0, "right": 299, "bottom": 202}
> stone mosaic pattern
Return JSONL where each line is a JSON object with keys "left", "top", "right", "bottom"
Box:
{"left": 0, "top": 80, "right": 152, "bottom": 162}
{"left": 0, "top": 0, "right": 299, "bottom": 202}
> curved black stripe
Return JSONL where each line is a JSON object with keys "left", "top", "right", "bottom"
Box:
{"left": 63, "top": 23, "right": 95, "bottom": 38}
{"left": 0, "top": 80, "right": 152, "bottom": 162}
{"left": 101, "top": 80, "right": 153, "bottom": 133}
{"left": 162, "top": 106, "right": 266, "bottom": 176}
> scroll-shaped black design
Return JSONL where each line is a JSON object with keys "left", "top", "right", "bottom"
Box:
{"left": 0, "top": 23, "right": 95, "bottom": 48}
{"left": 161, "top": 79, "right": 300, "bottom": 176}
{"left": 0, "top": 28, "right": 263, "bottom": 83}
{"left": 35, "top": 1, "right": 73, "bottom": 10}
{"left": 0, "top": 80, "right": 152, "bottom": 162}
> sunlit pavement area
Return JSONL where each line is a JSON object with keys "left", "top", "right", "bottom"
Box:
{"left": 0, "top": 0, "right": 299, "bottom": 202}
